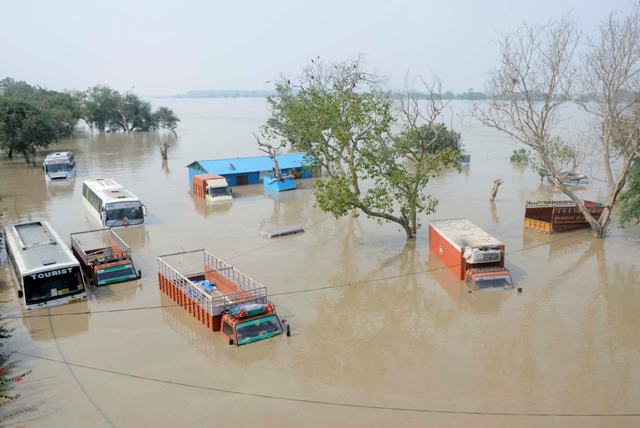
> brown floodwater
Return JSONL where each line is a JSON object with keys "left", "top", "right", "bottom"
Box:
{"left": 0, "top": 99, "right": 639, "bottom": 428}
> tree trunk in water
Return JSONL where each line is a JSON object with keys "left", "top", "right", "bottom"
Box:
{"left": 22, "top": 150, "right": 30, "bottom": 164}
{"left": 403, "top": 221, "right": 414, "bottom": 239}
{"left": 409, "top": 208, "right": 417, "bottom": 237}
{"left": 490, "top": 178, "right": 503, "bottom": 202}
{"left": 7, "top": 148, "right": 13, "bottom": 159}
{"left": 160, "top": 143, "right": 169, "bottom": 160}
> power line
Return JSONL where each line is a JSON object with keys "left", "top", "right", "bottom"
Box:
{"left": 1, "top": 232, "right": 578, "bottom": 320}
{"left": 14, "top": 350, "right": 639, "bottom": 418}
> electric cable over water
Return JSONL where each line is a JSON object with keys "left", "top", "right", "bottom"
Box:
{"left": 2, "top": 231, "right": 579, "bottom": 320}
{"left": 12, "top": 350, "right": 640, "bottom": 418}
{"left": 7, "top": 231, "right": 639, "bottom": 418}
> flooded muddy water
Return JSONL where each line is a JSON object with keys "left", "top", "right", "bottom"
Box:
{"left": 1, "top": 99, "right": 639, "bottom": 427}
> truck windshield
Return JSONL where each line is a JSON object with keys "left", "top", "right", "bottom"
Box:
{"left": 209, "top": 187, "right": 231, "bottom": 196}
{"left": 105, "top": 202, "right": 144, "bottom": 227}
{"left": 45, "top": 163, "right": 70, "bottom": 173}
{"left": 236, "top": 315, "right": 282, "bottom": 345}
{"left": 23, "top": 267, "right": 84, "bottom": 305}
{"left": 96, "top": 264, "right": 138, "bottom": 286}
{"left": 475, "top": 275, "right": 513, "bottom": 290}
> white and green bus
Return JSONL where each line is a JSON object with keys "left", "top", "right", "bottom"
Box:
{"left": 82, "top": 179, "right": 146, "bottom": 228}
{"left": 4, "top": 220, "right": 87, "bottom": 309}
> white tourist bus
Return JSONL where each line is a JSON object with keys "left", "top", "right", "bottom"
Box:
{"left": 4, "top": 220, "right": 87, "bottom": 309}
{"left": 43, "top": 151, "right": 76, "bottom": 180}
{"left": 82, "top": 179, "right": 146, "bottom": 228}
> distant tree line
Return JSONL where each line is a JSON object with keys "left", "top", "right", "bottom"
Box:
{"left": 77, "top": 86, "right": 178, "bottom": 133}
{"left": 0, "top": 78, "right": 179, "bottom": 163}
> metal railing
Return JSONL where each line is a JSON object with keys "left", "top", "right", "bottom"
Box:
{"left": 157, "top": 249, "right": 268, "bottom": 317}
{"left": 70, "top": 228, "right": 131, "bottom": 265}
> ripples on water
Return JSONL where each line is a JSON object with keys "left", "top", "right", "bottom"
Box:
{"left": 0, "top": 99, "right": 639, "bottom": 427}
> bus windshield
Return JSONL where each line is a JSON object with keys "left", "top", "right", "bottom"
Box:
{"left": 23, "top": 267, "right": 84, "bottom": 305}
{"left": 105, "top": 202, "right": 144, "bottom": 227}
{"left": 236, "top": 315, "right": 283, "bottom": 345}
{"left": 45, "top": 163, "right": 70, "bottom": 173}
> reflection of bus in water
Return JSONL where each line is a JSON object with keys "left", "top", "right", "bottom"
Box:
{"left": 4, "top": 220, "right": 87, "bottom": 310}
{"left": 82, "top": 179, "right": 146, "bottom": 228}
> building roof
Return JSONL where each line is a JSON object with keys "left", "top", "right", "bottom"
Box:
{"left": 430, "top": 218, "right": 503, "bottom": 249}
{"left": 187, "top": 152, "right": 310, "bottom": 175}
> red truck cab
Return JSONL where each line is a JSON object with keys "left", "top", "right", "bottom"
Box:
{"left": 220, "top": 303, "right": 290, "bottom": 346}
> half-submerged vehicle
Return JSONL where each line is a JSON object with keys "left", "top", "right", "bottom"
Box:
{"left": 429, "top": 218, "right": 514, "bottom": 291}
{"left": 157, "top": 249, "right": 289, "bottom": 346}
{"left": 82, "top": 178, "right": 147, "bottom": 227}
{"left": 4, "top": 220, "right": 87, "bottom": 309}
{"left": 70, "top": 228, "right": 141, "bottom": 287}
{"left": 191, "top": 174, "right": 232, "bottom": 202}
{"left": 524, "top": 200, "right": 604, "bottom": 233}
{"left": 43, "top": 151, "right": 76, "bottom": 180}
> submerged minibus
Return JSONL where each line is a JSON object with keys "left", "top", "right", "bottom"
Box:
{"left": 4, "top": 220, "right": 87, "bottom": 309}
{"left": 43, "top": 152, "right": 76, "bottom": 180}
{"left": 82, "top": 179, "right": 146, "bottom": 227}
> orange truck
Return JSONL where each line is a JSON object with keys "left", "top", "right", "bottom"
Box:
{"left": 192, "top": 174, "right": 232, "bottom": 202}
{"left": 157, "top": 249, "right": 289, "bottom": 346}
{"left": 429, "top": 219, "right": 514, "bottom": 291}
{"left": 524, "top": 200, "right": 603, "bottom": 233}
{"left": 71, "top": 229, "right": 141, "bottom": 287}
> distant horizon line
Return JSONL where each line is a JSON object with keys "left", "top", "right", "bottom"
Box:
{"left": 157, "top": 88, "right": 490, "bottom": 99}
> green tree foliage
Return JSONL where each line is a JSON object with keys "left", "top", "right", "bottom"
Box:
{"left": 153, "top": 106, "right": 180, "bottom": 133}
{"left": 510, "top": 148, "right": 530, "bottom": 166}
{"left": 620, "top": 161, "right": 640, "bottom": 225}
{"left": 263, "top": 59, "right": 460, "bottom": 238}
{"left": 0, "top": 98, "right": 57, "bottom": 163}
{"left": 78, "top": 86, "right": 178, "bottom": 133}
{"left": 1, "top": 321, "right": 31, "bottom": 402}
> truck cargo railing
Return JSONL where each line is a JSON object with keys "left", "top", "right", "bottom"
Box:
{"left": 525, "top": 200, "right": 604, "bottom": 209}
{"left": 157, "top": 249, "right": 268, "bottom": 318}
{"left": 70, "top": 228, "right": 131, "bottom": 266}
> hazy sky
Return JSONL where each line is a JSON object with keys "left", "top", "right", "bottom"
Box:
{"left": 1, "top": 0, "right": 635, "bottom": 95}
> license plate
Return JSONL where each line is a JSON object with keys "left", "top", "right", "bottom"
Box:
{"left": 69, "top": 297, "right": 82, "bottom": 304}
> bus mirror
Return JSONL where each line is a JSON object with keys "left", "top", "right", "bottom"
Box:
{"left": 137, "top": 270, "right": 142, "bottom": 279}
{"left": 228, "top": 337, "right": 234, "bottom": 346}
{"left": 142, "top": 205, "right": 148, "bottom": 216}
{"left": 17, "top": 290, "right": 24, "bottom": 299}
{"left": 286, "top": 324, "right": 291, "bottom": 337}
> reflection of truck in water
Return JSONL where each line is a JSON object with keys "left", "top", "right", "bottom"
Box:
{"left": 43, "top": 151, "right": 76, "bottom": 180}
{"left": 157, "top": 249, "right": 289, "bottom": 346}
{"left": 71, "top": 228, "right": 141, "bottom": 287}
{"left": 524, "top": 200, "right": 604, "bottom": 233}
{"left": 429, "top": 219, "right": 513, "bottom": 291}
{"left": 191, "top": 174, "right": 232, "bottom": 202}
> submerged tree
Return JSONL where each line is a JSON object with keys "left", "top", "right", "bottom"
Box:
{"left": 255, "top": 134, "right": 286, "bottom": 181}
{"left": 0, "top": 98, "right": 57, "bottom": 163}
{"left": 78, "top": 85, "right": 178, "bottom": 133}
{"left": 153, "top": 107, "right": 180, "bottom": 134}
{"left": 264, "top": 59, "right": 459, "bottom": 238}
{"left": 477, "top": 10, "right": 640, "bottom": 237}
{"left": 619, "top": 160, "right": 640, "bottom": 225}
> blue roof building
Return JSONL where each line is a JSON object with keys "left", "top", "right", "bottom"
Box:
{"left": 187, "top": 152, "right": 314, "bottom": 187}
